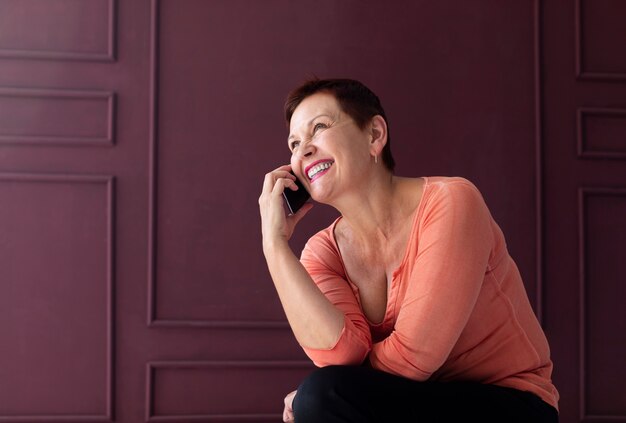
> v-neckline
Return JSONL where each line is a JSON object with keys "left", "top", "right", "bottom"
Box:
{"left": 330, "top": 176, "right": 430, "bottom": 326}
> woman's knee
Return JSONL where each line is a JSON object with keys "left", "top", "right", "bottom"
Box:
{"left": 294, "top": 366, "right": 343, "bottom": 407}
{"left": 292, "top": 366, "right": 355, "bottom": 420}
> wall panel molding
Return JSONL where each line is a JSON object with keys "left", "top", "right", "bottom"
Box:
{"left": 145, "top": 360, "right": 312, "bottom": 422}
{"left": 578, "top": 187, "right": 626, "bottom": 421}
{"left": 0, "top": 172, "right": 115, "bottom": 422}
{"left": 0, "top": 0, "right": 117, "bottom": 62}
{"left": 577, "top": 107, "right": 626, "bottom": 160}
{"left": 0, "top": 87, "right": 115, "bottom": 147}
{"left": 575, "top": 0, "right": 626, "bottom": 81}
{"left": 533, "top": 0, "right": 545, "bottom": 324}
{"left": 146, "top": 0, "right": 286, "bottom": 329}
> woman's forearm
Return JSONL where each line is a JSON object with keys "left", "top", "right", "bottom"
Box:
{"left": 263, "top": 238, "right": 345, "bottom": 349}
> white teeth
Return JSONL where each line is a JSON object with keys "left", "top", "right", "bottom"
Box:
{"left": 307, "top": 161, "right": 333, "bottom": 179}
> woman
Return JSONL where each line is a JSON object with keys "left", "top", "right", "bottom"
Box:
{"left": 259, "top": 78, "right": 559, "bottom": 422}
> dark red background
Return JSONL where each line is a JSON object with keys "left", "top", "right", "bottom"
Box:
{"left": 0, "top": 1, "right": 624, "bottom": 421}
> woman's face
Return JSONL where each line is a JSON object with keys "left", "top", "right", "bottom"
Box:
{"left": 288, "top": 92, "right": 372, "bottom": 204}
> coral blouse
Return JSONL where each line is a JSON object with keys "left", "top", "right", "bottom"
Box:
{"left": 299, "top": 176, "right": 559, "bottom": 410}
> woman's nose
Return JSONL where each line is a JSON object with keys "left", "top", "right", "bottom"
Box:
{"left": 297, "top": 141, "right": 315, "bottom": 158}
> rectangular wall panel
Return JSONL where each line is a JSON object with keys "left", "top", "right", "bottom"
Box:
{"left": 579, "top": 188, "right": 626, "bottom": 420}
{"left": 0, "top": 87, "right": 115, "bottom": 147}
{"left": 577, "top": 108, "right": 626, "bottom": 159}
{"left": 0, "top": 173, "right": 114, "bottom": 421}
{"left": 576, "top": 0, "right": 626, "bottom": 80}
{"left": 147, "top": 0, "right": 292, "bottom": 328}
{"left": 0, "top": 0, "right": 116, "bottom": 61}
{"left": 146, "top": 361, "right": 312, "bottom": 421}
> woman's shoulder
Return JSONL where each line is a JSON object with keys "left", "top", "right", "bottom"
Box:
{"left": 421, "top": 176, "right": 484, "bottom": 201}
{"left": 423, "top": 175, "right": 479, "bottom": 189}
{"left": 415, "top": 176, "right": 491, "bottom": 224}
{"left": 394, "top": 176, "right": 481, "bottom": 205}
{"left": 299, "top": 218, "right": 344, "bottom": 272}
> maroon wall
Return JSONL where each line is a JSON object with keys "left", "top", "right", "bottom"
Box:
{"left": 0, "top": 1, "right": 624, "bottom": 421}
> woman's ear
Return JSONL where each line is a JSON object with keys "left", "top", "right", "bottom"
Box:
{"left": 369, "top": 115, "right": 388, "bottom": 156}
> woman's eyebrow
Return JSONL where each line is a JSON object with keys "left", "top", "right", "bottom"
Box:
{"left": 288, "top": 114, "right": 333, "bottom": 141}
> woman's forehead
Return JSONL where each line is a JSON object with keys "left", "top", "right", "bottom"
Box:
{"left": 290, "top": 93, "right": 341, "bottom": 127}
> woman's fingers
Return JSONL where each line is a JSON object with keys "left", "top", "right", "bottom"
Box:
{"left": 271, "top": 176, "right": 298, "bottom": 197}
{"left": 266, "top": 165, "right": 295, "bottom": 183}
{"left": 261, "top": 166, "right": 297, "bottom": 197}
{"left": 259, "top": 166, "right": 309, "bottom": 243}
{"left": 283, "top": 390, "right": 297, "bottom": 422}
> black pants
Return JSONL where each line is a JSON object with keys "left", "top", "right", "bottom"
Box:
{"left": 293, "top": 365, "right": 558, "bottom": 422}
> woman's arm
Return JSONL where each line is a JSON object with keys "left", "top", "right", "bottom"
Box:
{"left": 259, "top": 165, "right": 344, "bottom": 349}
{"left": 263, "top": 238, "right": 345, "bottom": 349}
{"left": 369, "top": 180, "right": 494, "bottom": 379}
{"left": 298, "top": 236, "right": 372, "bottom": 365}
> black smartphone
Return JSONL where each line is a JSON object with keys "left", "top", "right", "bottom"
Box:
{"left": 282, "top": 171, "right": 310, "bottom": 214}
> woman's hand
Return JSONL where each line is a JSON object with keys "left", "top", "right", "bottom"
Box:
{"left": 259, "top": 165, "right": 313, "bottom": 247}
{"left": 283, "top": 390, "right": 297, "bottom": 422}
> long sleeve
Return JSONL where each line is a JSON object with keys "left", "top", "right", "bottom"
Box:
{"left": 369, "top": 180, "right": 494, "bottom": 380}
{"left": 299, "top": 231, "right": 372, "bottom": 366}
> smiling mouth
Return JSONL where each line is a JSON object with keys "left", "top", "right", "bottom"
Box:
{"left": 307, "top": 161, "right": 334, "bottom": 181}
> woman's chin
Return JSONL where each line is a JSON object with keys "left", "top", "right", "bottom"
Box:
{"left": 309, "top": 188, "right": 332, "bottom": 205}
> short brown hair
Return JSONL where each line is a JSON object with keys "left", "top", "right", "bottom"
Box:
{"left": 284, "top": 78, "right": 395, "bottom": 172}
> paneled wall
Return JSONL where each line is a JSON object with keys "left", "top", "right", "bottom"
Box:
{"left": 0, "top": 1, "right": 624, "bottom": 421}
{"left": 543, "top": 1, "right": 626, "bottom": 422}
{"left": 0, "top": 0, "right": 117, "bottom": 420}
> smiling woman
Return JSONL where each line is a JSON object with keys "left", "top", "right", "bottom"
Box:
{"left": 258, "top": 79, "right": 559, "bottom": 422}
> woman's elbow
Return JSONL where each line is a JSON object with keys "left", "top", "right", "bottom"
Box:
{"left": 314, "top": 354, "right": 369, "bottom": 368}
{"left": 311, "top": 345, "right": 371, "bottom": 368}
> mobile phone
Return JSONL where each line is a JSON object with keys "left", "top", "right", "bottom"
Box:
{"left": 282, "top": 171, "right": 310, "bottom": 214}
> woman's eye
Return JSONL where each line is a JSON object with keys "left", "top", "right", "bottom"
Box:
{"left": 290, "top": 140, "right": 300, "bottom": 150}
{"left": 313, "top": 122, "right": 328, "bottom": 133}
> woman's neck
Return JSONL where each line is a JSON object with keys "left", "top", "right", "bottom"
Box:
{"left": 334, "top": 174, "right": 409, "bottom": 245}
